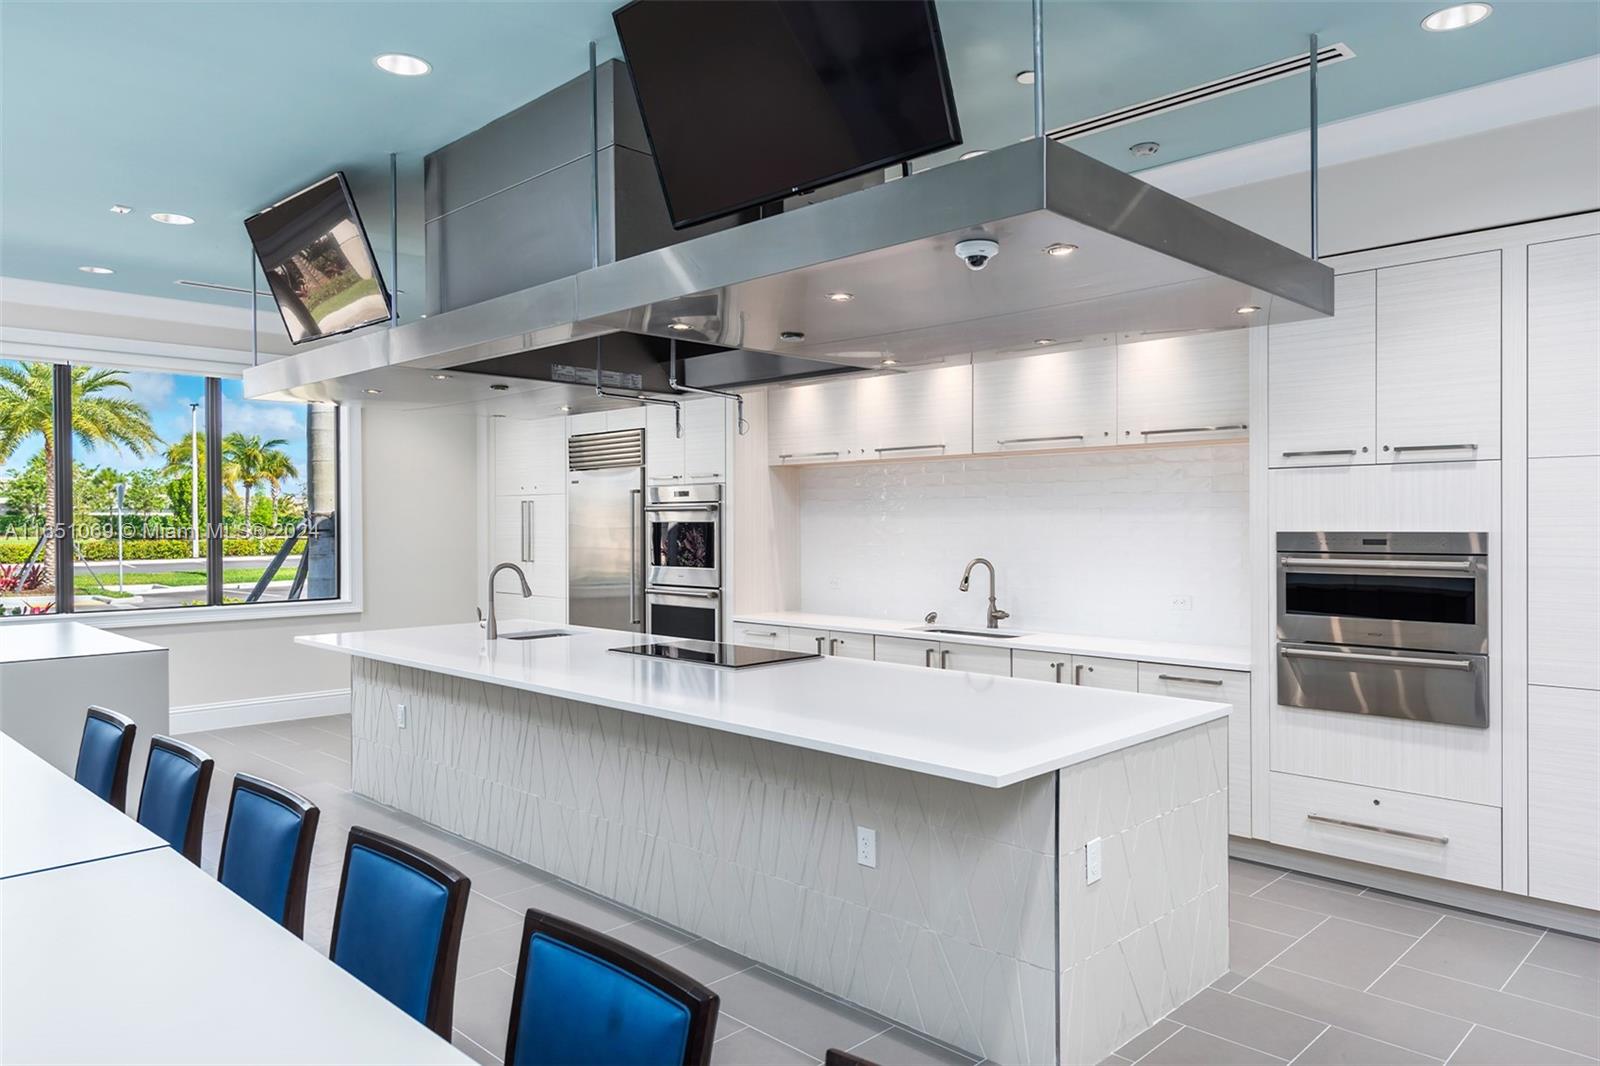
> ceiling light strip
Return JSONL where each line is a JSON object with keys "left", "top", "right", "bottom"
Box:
{"left": 1048, "top": 43, "right": 1354, "bottom": 143}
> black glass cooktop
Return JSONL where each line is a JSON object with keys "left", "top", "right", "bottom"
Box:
{"left": 610, "top": 639, "right": 820, "bottom": 669}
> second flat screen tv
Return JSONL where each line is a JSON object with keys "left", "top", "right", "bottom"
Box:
{"left": 612, "top": 0, "right": 962, "bottom": 229}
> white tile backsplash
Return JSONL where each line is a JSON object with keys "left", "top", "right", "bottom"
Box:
{"left": 796, "top": 444, "right": 1250, "bottom": 645}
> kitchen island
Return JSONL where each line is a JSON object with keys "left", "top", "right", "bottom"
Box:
{"left": 300, "top": 623, "right": 1231, "bottom": 1065}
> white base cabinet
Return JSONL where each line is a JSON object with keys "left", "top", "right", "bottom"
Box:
{"left": 874, "top": 635, "right": 1010, "bottom": 676}
{"left": 1137, "top": 664, "right": 1250, "bottom": 836}
{"left": 1528, "top": 685, "right": 1600, "bottom": 910}
{"left": 1011, "top": 650, "right": 1137, "bottom": 690}
{"left": 786, "top": 626, "right": 873, "bottom": 660}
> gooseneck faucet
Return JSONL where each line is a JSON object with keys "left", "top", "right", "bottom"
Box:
{"left": 959, "top": 557, "right": 1010, "bottom": 629}
{"left": 486, "top": 562, "right": 533, "bottom": 640}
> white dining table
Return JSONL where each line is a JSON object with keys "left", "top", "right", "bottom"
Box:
{"left": 0, "top": 734, "right": 472, "bottom": 1065}
{"left": 0, "top": 732, "right": 166, "bottom": 878}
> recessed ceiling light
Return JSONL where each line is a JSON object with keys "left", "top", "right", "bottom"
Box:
{"left": 374, "top": 53, "right": 431, "bottom": 76}
{"left": 78, "top": 265, "right": 115, "bottom": 275}
{"left": 1236, "top": 305, "right": 1261, "bottom": 315}
{"left": 1129, "top": 142, "right": 1160, "bottom": 158}
{"left": 1034, "top": 338, "right": 1055, "bottom": 346}
{"left": 779, "top": 330, "right": 806, "bottom": 342}
{"left": 667, "top": 322, "right": 692, "bottom": 332}
{"left": 1421, "top": 3, "right": 1492, "bottom": 31}
{"left": 959, "top": 150, "right": 988, "bottom": 161}
{"left": 825, "top": 291, "right": 855, "bottom": 303}
{"left": 1043, "top": 243, "right": 1078, "bottom": 258}
{"left": 109, "top": 204, "right": 132, "bottom": 215}
{"left": 364, "top": 388, "right": 383, "bottom": 395}
{"left": 1015, "top": 70, "right": 1035, "bottom": 85}
{"left": 560, "top": 405, "right": 572, "bottom": 413}
{"left": 150, "top": 212, "right": 195, "bottom": 225}
{"left": 881, "top": 358, "right": 898, "bottom": 366}
{"left": 431, "top": 373, "right": 452, "bottom": 381}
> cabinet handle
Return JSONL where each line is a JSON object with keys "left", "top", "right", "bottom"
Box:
{"left": 815, "top": 636, "right": 827, "bottom": 655}
{"left": 1281, "top": 449, "right": 1358, "bottom": 458}
{"left": 829, "top": 638, "right": 840, "bottom": 655}
{"left": 1157, "top": 673, "right": 1223, "bottom": 686}
{"left": 1074, "top": 663, "right": 1087, "bottom": 685}
{"left": 940, "top": 649, "right": 950, "bottom": 669}
{"left": 687, "top": 473, "right": 720, "bottom": 478}
{"left": 520, "top": 500, "right": 535, "bottom": 563}
{"left": 628, "top": 490, "right": 641, "bottom": 625}
{"left": 1387, "top": 443, "right": 1477, "bottom": 454}
{"left": 1280, "top": 646, "right": 1474, "bottom": 670}
{"left": 744, "top": 631, "right": 778, "bottom": 638}
{"left": 1135, "top": 424, "right": 1247, "bottom": 437}
{"left": 925, "top": 648, "right": 936, "bottom": 668}
{"left": 778, "top": 451, "right": 840, "bottom": 461}
{"left": 1306, "top": 813, "right": 1448, "bottom": 846}
{"left": 875, "top": 444, "right": 946, "bottom": 455}
{"left": 1052, "top": 661, "right": 1064, "bottom": 683}
{"left": 997, "top": 434, "right": 1085, "bottom": 447}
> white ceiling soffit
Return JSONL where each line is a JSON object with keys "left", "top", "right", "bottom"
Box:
{"left": 1143, "top": 54, "right": 1600, "bottom": 199}
{"left": 1050, "top": 43, "right": 1354, "bottom": 142}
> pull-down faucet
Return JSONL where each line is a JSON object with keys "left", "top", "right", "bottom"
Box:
{"left": 959, "top": 557, "right": 1009, "bottom": 630}
{"left": 486, "top": 562, "right": 532, "bottom": 640}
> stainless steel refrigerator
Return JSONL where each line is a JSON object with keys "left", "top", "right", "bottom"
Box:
{"left": 567, "top": 429, "right": 645, "bottom": 632}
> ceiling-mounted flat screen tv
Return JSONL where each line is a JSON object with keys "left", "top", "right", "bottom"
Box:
{"left": 612, "top": 0, "right": 962, "bottom": 229}
{"left": 243, "top": 172, "right": 393, "bottom": 344}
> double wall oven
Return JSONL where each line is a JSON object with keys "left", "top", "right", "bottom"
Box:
{"left": 1276, "top": 532, "right": 1490, "bottom": 728}
{"left": 643, "top": 484, "right": 722, "bottom": 642}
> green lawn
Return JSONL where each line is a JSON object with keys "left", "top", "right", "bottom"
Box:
{"left": 306, "top": 275, "right": 380, "bottom": 322}
{"left": 73, "top": 566, "right": 288, "bottom": 593}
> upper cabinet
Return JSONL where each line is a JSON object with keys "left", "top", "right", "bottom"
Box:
{"left": 1376, "top": 251, "right": 1501, "bottom": 463}
{"left": 853, "top": 364, "right": 972, "bottom": 460}
{"left": 1115, "top": 331, "right": 1249, "bottom": 445}
{"left": 972, "top": 344, "right": 1116, "bottom": 453}
{"left": 1528, "top": 235, "right": 1599, "bottom": 459}
{"left": 492, "top": 416, "right": 566, "bottom": 496}
{"left": 769, "top": 377, "right": 858, "bottom": 464}
{"left": 1268, "top": 272, "right": 1377, "bottom": 467}
{"left": 645, "top": 397, "right": 728, "bottom": 485}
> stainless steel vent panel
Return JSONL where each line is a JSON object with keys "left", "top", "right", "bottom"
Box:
{"left": 570, "top": 429, "right": 644, "bottom": 470}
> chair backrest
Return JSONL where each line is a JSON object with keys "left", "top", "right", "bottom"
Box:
{"left": 329, "top": 827, "right": 470, "bottom": 1037}
{"left": 216, "top": 774, "right": 320, "bottom": 936}
{"left": 135, "top": 735, "right": 214, "bottom": 864}
{"left": 504, "top": 909, "right": 720, "bottom": 1066}
{"left": 824, "top": 1050, "right": 880, "bottom": 1066}
{"left": 74, "top": 706, "right": 136, "bottom": 810}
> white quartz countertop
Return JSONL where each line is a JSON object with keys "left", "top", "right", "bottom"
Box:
{"left": 733, "top": 611, "right": 1252, "bottom": 671}
{"left": 0, "top": 620, "right": 164, "bottom": 665}
{"left": 298, "top": 623, "right": 1228, "bottom": 788}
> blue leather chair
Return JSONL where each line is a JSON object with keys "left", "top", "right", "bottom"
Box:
{"left": 504, "top": 909, "right": 720, "bottom": 1066}
{"left": 216, "top": 774, "right": 319, "bottom": 936}
{"left": 135, "top": 735, "right": 214, "bottom": 864}
{"left": 329, "top": 827, "right": 470, "bottom": 1037}
{"left": 74, "top": 706, "right": 137, "bottom": 810}
{"left": 825, "top": 1050, "right": 878, "bottom": 1066}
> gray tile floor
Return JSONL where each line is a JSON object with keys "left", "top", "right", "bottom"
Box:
{"left": 188, "top": 715, "right": 1600, "bottom": 1066}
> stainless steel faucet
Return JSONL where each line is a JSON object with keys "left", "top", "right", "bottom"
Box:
{"left": 486, "top": 562, "right": 532, "bottom": 640}
{"left": 959, "top": 557, "right": 1010, "bottom": 629}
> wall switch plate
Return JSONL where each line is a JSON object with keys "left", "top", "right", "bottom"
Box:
{"left": 395, "top": 703, "right": 408, "bottom": 729}
{"left": 1085, "top": 837, "right": 1102, "bottom": 884}
{"left": 1170, "top": 595, "right": 1194, "bottom": 611}
{"left": 856, "top": 826, "right": 877, "bottom": 868}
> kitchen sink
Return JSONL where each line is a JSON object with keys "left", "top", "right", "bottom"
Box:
{"left": 499, "top": 628, "right": 574, "bottom": 641}
{"left": 912, "top": 626, "right": 1030, "bottom": 639}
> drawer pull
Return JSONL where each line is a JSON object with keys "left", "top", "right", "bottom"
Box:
{"left": 1388, "top": 443, "right": 1477, "bottom": 454}
{"left": 1281, "top": 449, "right": 1357, "bottom": 458}
{"left": 1280, "top": 646, "right": 1474, "bottom": 670}
{"left": 779, "top": 451, "right": 840, "bottom": 460}
{"left": 997, "top": 434, "right": 1085, "bottom": 446}
{"left": 875, "top": 443, "right": 946, "bottom": 454}
{"left": 1307, "top": 813, "right": 1448, "bottom": 846}
{"left": 743, "top": 631, "right": 778, "bottom": 638}
{"left": 1157, "top": 673, "right": 1223, "bottom": 686}
{"left": 1137, "top": 424, "right": 1247, "bottom": 437}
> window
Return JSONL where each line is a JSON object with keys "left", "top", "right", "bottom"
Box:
{"left": 0, "top": 360, "right": 340, "bottom": 619}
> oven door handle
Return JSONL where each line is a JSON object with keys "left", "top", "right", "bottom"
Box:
{"left": 1278, "top": 555, "right": 1475, "bottom": 572}
{"left": 647, "top": 588, "right": 721, "bottom": 600}
{"left": 644, "top": 503, "right": 720, "bottom": 513}
{"left": 1279, "top": 646, "right": 1475, "bottom": 670}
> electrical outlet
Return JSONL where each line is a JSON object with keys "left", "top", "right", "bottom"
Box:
{"left": 856, "top": 826, "right": 877, "bottom": 868}
{"left": 1170, "top": 595, "right": 1193, "bottom": 612}
{"left": 1085, "top": 837, "right": 1102, "bottom": 884}
{"left": 395, "top": 703, "right": 407, "bottom": 729}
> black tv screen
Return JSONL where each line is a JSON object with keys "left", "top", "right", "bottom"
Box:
{"left": 612, "top": 0, "right": 962, "bottom": 229}
{"left": 244, "top": 173, "right": 393, "bottom": 344}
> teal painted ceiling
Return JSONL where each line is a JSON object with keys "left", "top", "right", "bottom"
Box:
{"left": 1, "top": 0, "right": 1595, "bottom": 320}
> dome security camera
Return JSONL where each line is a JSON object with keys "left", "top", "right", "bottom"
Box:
{"left": 954, "top": 238, "right": 1000, "bottom": 271}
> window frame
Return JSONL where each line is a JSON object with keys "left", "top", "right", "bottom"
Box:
{"left": 1, "top": 361, "right": 362, "bottom": 630}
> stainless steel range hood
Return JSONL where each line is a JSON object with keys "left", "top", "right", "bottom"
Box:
{"left": 244, "top": 136, "right": 1331, "bottom": 407}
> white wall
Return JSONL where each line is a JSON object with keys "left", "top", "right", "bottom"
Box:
{"left": 138, "top": 404, "right": 480, "bottom": 711}
{"left": 795, "top": 444, "right": 1250, "bottom": 645}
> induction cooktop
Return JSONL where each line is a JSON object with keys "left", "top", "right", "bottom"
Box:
{"left": 610, "top": 640, "right": 821, "bottom": 669}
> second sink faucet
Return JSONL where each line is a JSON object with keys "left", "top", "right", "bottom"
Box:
{"left": 486, "top": 562, "right": 532, "bottom": 640}
{"left": 959, "top": 557, "right": 1010, "bottom": 629}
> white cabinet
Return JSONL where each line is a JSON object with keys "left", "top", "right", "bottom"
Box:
{"left": 647, "top": 398, "right": 728, "bottom": 485}
{"left": 1116, "top": 331, "right": 1249, "bottom": 445}
{"left": 874, "top": 635, "right": 1008, "bottom": 675}
{"left": 489, "top": 495, "right": 565, "bottom": 621}
{"left": 1010, "top": 649, "right": 1070, "bottom": 684}
{"left": 730, "top": 622, "right": 789, "bottom": 649}
{"left": 784, "top": 626, "right": 871, "bottom": 659}
{"left": 875, "top": 635, "right": 939, "bottom": 668}
{"left": 1376, "top": 251, "right": 1501, "bottom": 463}
{"left": 493, "top": 417, "right": 566, "bottom": 495}
{"left": 769, "top": 379, "right": 857, "bottom": 464}
{"left": 854, "top": 364, "right": 972, "bottom": 459}
{"left": 1268, "top": 272, "right": 1377, "bottom": 467}
{"left": 972, "top": 344, "right": 1116, "bottom": 453}
{"left": 566, "top": 411, "right": 608, "bottom": 436}
{"left": 786, "top": 626, "right": 831, "bottom": 655}
{"left": 1528, "top": 685, "right": 1600, "bottom": 909}
{"left": 1528, "top": 456, "right": 1600, "bottom": 690}
{"left": 1528, "top": 235, "right": 1600, "bottom": 459}
{"left": 1138, "top": 664, "right": 1250, "bottom": 835}
{"left": 1012, "top": 651, "right": 1137, "bottom": 690}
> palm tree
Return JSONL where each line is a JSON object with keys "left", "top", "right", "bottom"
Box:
{"left": 259, "top": 448, "right": 300, "bottom": 525}
{"left": 0, "top": 362, "right": 159, "bottom": 588}
{"left": 222, "top": 432, "right": 290, "bottom": 532}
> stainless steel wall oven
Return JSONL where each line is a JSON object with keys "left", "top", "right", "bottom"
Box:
{"left": 644, "top": 484, "right": 723, "bottom": 641}
{"left": 1276, "top": 532, "right": 1489, "bottom": 728}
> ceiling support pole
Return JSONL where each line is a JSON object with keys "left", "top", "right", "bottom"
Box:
{"left": 1309, "top": 33, "right": 1320, "bottom": 260}
{"left": 589, "top": 41, "right": 601, "bottom": 270}
{"left": 249, "top": 247, "right": 258, "bottom": 367}
{"left": 389, "top": 151, "right": 400, "bottom": 323}
{"left": 1031, "top": 0, "right": 1045, "bottom": 141}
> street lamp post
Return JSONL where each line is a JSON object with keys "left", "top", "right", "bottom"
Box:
{"left": 189, "top": 402, "right": 200, "bottom": 559}
{"left": 114, "top": 480, "right": 127, "bottom": 592}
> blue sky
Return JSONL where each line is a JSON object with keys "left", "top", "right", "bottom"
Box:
{"left": 0, "top": 361, "right": 308, "bottom": 495}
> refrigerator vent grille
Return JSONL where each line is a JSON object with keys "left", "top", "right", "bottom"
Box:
{"left": 569, "top": 429, "right": 644, "bottom": 470}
